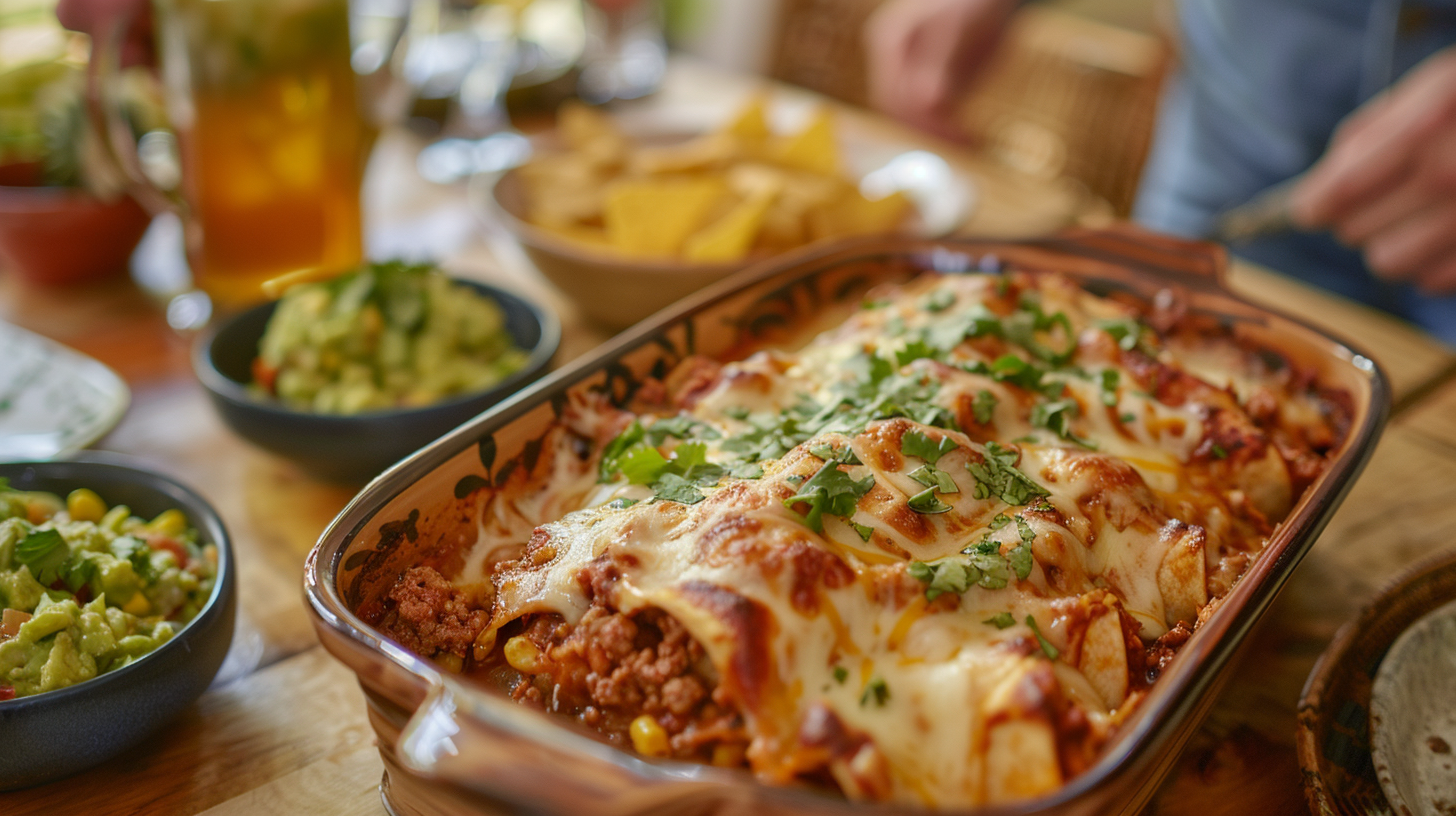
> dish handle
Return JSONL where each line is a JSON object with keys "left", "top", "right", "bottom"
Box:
{"left": 1030, "top": 223, "right": 1230, "bottom": 291}
{"left": 397, "top": 678, "right": 765, "bottom": 816}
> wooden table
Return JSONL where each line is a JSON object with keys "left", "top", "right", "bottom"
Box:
{"left": 3, "top": 59, "right": 1455, "bottom": 816}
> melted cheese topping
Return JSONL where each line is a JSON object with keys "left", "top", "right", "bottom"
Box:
{"left": 459, "top": 271, "right": 1334, "bottom": 808}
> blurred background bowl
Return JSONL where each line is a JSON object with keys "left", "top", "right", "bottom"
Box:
{"left": 0, "top": 454, "right": 235, "bottom": 791}
{"left": 193, "top": 279, "right": 560, "bottom": 484}
{"left": 483, "top": 167, "right": 743, "bottom": 330}
{"left": 0, "top": 186, "right": 150, "bottom": 287}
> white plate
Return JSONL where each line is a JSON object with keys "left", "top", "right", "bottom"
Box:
{"left": 0, "top": 321, "right": 130, "bottom": 462}
{"left": 1371, "top": 597, "right": 1456, "bottom": 816}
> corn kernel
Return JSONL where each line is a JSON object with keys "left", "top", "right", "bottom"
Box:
{"left": 145, "top": 509, "right": 188, "bottom": 538}
{"left": 66, "top": 489, "right": 107, "bottom": 523}
{"left": 629, "top": 715, "right": 670, "bottom": 757}
{"left": 436, "top": 652, "right": 464, "bottom": 673}
{"left": 503, "top": 635, "right": 544, "bottom": 673}
{"left": 122, "top": 593, "right": 151, "bottom": 616}
{"left": 711, "top": 742, "right": 746, "bottom": 767}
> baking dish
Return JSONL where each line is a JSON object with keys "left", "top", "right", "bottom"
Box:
{"left": 305, "top": 226, "right": 1387, "bottom": 816}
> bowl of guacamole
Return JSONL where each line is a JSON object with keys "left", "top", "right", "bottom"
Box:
{"left": 0, "top": 455, "right": 235, "bottom": 790}
{"left": 195, "top": 261, "right": 559, "bottom": 483}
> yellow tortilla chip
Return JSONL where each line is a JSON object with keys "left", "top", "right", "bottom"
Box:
{"left": 774, "top": 109, "right": 840, "bottom": 176}
{"left": 629, "top": 133, "right": 740, "bottom": 175}
{"left": 557, "top": 101, "right": 627, "bottom": 167}
{"left": 722, "top": 94, "right": 771, "bottom": 142}
{"left": 684, "top": 190, "right": 777, "bottom": 263}
{"left": 808, "top": 190, "right": 912, "bottom": 241}
{"left": 539, "top": 223, "right": 617, "bottom": 254}
{"left": 604, "top": 178, "right": 729, "bottom": 257}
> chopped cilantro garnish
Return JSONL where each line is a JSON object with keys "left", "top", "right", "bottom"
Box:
{"left": 606, "top": 498, "right": 639, "bottom": 510}
{"left": 988, "top": 513, "right": 1011, "bottom": 530}
{"left": 15, "top": 528, "right": 68, "bottom": 584}
{"left": 1120, "top": 412, "right": 1136, "bottom": 424}
{"left": 901, "top": 430, "right": 958, "bottom": 465}
{"left": 922, "top": 289, "right": 956, "bottom": 313}
{"left": 599, "top": 421, "right": 646, "bottom": 481}
{"left": 1008, "top": 517, "right": 1036, "bottom": 579}
{"left": 908, "top": 465, "right": 958, "bottom": 494}
{"left": 729, "top": 462, "right": 764, "bottom": 479}
{"left": 861, "top": 677, "right": 890, "bottom": 707}
{"left": 723, "top": 406, "right": 751, "bottom": 420}
{"left": 618, "top": 445, "right": 670, "bottom": 485}
{"left": 1030, "top": 399, "right": 1095, "bottom": 448}
{"left": 983, "top": 612, "right": 1016, "bottom": 629}
{"left": 908, "top": 560, "right": 969, "bottom": 601}
{"left": 783, "top": 461, "right": 876, "bottom": 533}
{"left": 972, "top": 390, "right": 997, "bottom": 425}
{"left": 1099, "top": 369, "right": 1120, "bottom": 406}
{"left": 895, "top": 338, "right": 940, "bottom": 367}
{"left": 966, "top": 442, "right": 1049, "bottom": 505}
{"left": 833, "top": 666, "right": 849, "bottom": 683}
{"left": 1210, "top": 442, "right": 1228, "bottom": 459}
{"left": 809, "top": 443, "right": 838, "bottom": 461}
{"left": 908, "top": 486, "right": 952, "bottom": 514}
{"left": 851, "top": 522, "right": 875, "bottom": 542}
{"left": 1099, "top": 317, "right": 1145, "bottom": 351}
{"left": 1026, "top": 615, "right": 1060, "bottom": 660}
{"left": 653, "top": 473, "right": 706, "bottom": 505}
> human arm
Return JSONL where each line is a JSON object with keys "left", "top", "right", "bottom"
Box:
{"left": 55, "top": 0, "right": 153, "bottom": 67}
{"left": 1289, "top": 47, "right": 1456, "bottom": 295}
{"left": 862, "top": 0, "right": 1020, "bottom": 141}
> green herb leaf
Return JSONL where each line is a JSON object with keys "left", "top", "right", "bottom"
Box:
{"left": 809, "top": 443, "right": 839, "bottom": 461}
{"left": 909, "top": 559, "right": 973, "bottom": 600}
{"left": 966, "top": 442, "right": 1049, "bottom": 506}
{"left": 724, "top": 406, "right": 751, "bottom": 420}
{"left": 16, "top": 528, "right": 67, "bottom": 585}
{"left": 1210, "top": 442, "right": 1228, "bottom": 459}
{"left": 1099, "top": 317, "right": 1144, "bottom": 351}
{"left": 908, "top": 486, "right": 952, "bottom": 514}
{"left": 618, "top": 445, "right": 670, "bottom": 485}
{"left": 833, "top": 666, "right": 849, "bottom": 683}
{"left": 600, "top": 421, "right": 646, "bottom": 481}
{"left": 988, "top": 513, "right": 1012, "bottom": 530}
{"left": 606, "top": 498, "right": 639, "bottom": 510}
{"left": 983, "top": 612, "right": 1016, "bottom": 629}
{"left": 861, "top": 677, "right": 890, "bottom": 707}
{"left": 1120, "top": 412, "right": 1137, "bottom": 424}
{"left": 901, "top": 430, "right": 958, "bottom": 465}
{"left": 908, "top": 465, "right": 958, "bottom": 494}
{"left": 972, "top": 390, "right": 997, "bottom": 425}
{"left": 729, "top": 462, "right": 764, "bottom": 479}
{"left": 1026, "top": 615, "right": 1060, "bottom": 660}
{"left": 1030, "top": 399, "right": 1095, "bottom": 448}
{"left": 1008, "top": 516, "right": 1036, "bottom": 580}
{"left": 652, "top": 473, "right": 706, "bottom": 505}
{"left": 783, "top": 461, "right": 876, "bottom": 533}
{"left": 895, "top": 338, "right": 940, "bottom": 367}
{"left": 1099, "top": 369, "right": 1120, "bottom": 406}
{"left": 852, "top": 522, "right": 875, "bottom": 542}
{"left": 922, "top": 289, "right": 956, "bottom": 313}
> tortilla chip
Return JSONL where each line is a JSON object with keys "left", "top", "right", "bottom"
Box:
{"left": 539, "top": 223, "right": 617, "bottom": 254}
{"left": 722, "top": 94, "right": 771, "bottom": 142}
{"left": 603, "top": 177, "right": 729, "bottom": 257}
{"left": 808, "top": 190, "right": 912, "bottom": 241}
{"left": 684, "top": 190, "right": 777, "bottom": 263}
{"left": 557, "top": 101, "right": 627, "bottom": 167}
{"left": 774, "top": 109, "right": 840, "bottom": 176}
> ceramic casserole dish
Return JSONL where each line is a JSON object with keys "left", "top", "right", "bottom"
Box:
{"left": 305, "top": 226, "right": 1387, "bottom": 816}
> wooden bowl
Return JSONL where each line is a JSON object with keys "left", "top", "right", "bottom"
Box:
{"left": 0, "top": 185, "right": 151, "bottom": 286}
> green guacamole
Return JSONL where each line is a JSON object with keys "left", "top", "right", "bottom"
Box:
{"left": 252, "top": 261, "right": 530, "bottom": 414}
{"left": 0, "top": 484, "right": 217, "bottom": 700}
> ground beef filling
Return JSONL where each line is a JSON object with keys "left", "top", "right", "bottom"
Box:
{"left": 485, "top": 606, "right": 749, "bottom": 765}
{"left": 375, "top": 566, "right": 489, "bottom": 662}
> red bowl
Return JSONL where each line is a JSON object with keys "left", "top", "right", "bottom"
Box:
{"left": 0, "top": 184, "right": 151, "bottom": 286}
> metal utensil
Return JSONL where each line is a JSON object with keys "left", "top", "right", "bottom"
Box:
{"left": 1210, "top": 176, "right": 1303, "bottom": 244}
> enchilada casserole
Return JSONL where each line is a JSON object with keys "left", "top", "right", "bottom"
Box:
{"left": 360, "top": 265, "right": 1350, "bottom": 808}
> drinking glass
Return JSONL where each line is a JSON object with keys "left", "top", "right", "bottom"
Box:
{"left": 98, "top": 0, "right": 367, "bottom": 310}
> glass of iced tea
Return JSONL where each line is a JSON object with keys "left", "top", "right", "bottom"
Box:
{"left": 98, "top": 0, "right": 366, "bottom": 310}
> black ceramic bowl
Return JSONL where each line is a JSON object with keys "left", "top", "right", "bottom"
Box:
{"left": 0, "top": 455, "right": 236, "bottom": 790}
{"left": 194, "top": 279, "right": 560, "bottom": 484}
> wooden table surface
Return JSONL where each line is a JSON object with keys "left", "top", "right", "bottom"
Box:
{"left": 3, "top": 59, "right": 1455, "bottom": 816}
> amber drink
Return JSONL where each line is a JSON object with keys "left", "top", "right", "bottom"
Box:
{"left": 155, "top": 0, "right": 364, "bottom": 308}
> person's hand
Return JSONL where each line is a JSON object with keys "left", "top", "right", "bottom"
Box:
{"left": 56, "top": 0, "right": 153, "bottom": 67}
{"left": 863, "top": 0, "right": 1018, "bottom": 141}
{"left": 1290, "top": 47, "right": 1456, "bottom": 295}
